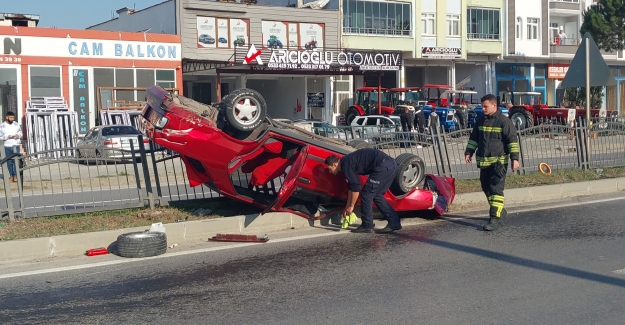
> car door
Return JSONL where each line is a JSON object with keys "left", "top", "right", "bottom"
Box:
{"left": 261, "top": 145, "right": 309, "bottom": 215}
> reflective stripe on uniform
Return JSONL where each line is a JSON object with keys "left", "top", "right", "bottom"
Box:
{"left": 466, "top": 140, "right": 478, "bottom": 150}
{"left": 488, "top": 195, "right": 505, "bottom": 218}
{"left": 508, "top": 142, "right": 519, "bottom": 153}
{"left": 476, "top": 156, "right": 509, "bottom": 167}
{"left": 479, "top": 126, "right": 502, "bottom": 133}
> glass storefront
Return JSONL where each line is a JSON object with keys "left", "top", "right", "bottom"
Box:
{"left": 0, "top": 67, "right": 19, "bottom": 118}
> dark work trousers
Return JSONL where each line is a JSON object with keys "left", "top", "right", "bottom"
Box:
{"left": 359, "top": 158, "right": 401, "bottom": 229}
{"left": 5, "top": 146, "right": 16, "bottom": 177}
{"left": 479, "top": 164, "right": 507, "bottom": 218}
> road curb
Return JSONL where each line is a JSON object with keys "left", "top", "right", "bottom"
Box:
{"left": 0, "top": 212, "right": 313, "bottom": 264}
{"left": 2, "top": 177, "right": 624, "bottom": 264}
{"left": 450, "top": 176, "right": 625, "bottom": 211}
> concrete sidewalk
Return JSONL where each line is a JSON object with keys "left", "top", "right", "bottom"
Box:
{"left": 1, "top": 177, "right": 623, "bottom": 264}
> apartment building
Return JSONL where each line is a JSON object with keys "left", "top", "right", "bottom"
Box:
{"left": 502, "top": 0, "right": 624, "bottom": 112}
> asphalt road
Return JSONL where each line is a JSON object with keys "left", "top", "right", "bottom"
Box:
{"left": 1, "top": 197, "right": 625, "bottom": 324}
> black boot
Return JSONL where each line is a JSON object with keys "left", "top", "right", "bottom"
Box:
{"left": 483, "top": 217, "right": 500, "bottom": 231}
{"left": 351, "top": 224, "right": 375, "bottom": 233}
{"left": 376, "top": 223, "right": 402, "bottom": 234}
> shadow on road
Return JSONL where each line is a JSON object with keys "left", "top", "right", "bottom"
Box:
{"left": 392, "top": 232, "right": 625, "bottom": 289}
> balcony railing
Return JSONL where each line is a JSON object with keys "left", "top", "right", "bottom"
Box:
{"left": 467, "top": 33, "right": 501, "bottom": 41}
{"left": 342, "top": 27, "right": 411, "bottom": 36}
{"left": 550, "top": 37, "right": 579, "bottom": 46}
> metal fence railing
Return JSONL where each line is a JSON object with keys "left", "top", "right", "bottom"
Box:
{"left": 310, "top": 116, "right": 625, "bottom": 180}
{"left": 0, "top": 135, "right": 221, "bottom": 221}
{"left": 3, "top": 117, "right": 625, "bottom": 221}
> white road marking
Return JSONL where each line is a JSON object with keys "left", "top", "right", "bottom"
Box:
{"left": 444, "top": 196, "right": 625, "bottom": 220}
{"left": 0, "top": 231, "right": 349, "bottom": 280}
{"left": 612, "top": 268, "right": 625, "bottom": 274}
{"left": 2, "top": 196, "right": 625, "bottom": 280}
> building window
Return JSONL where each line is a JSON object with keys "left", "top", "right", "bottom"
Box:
{"left": 447, "top": 14, "right": 460, "bottom": 36}
{"left": 156, "top": 70, "right": 176, "bottom": 89}
{"left": 29, "top": 66, "right": 62, "bottom": 97}
{"left": 467, "top": 8, "right": 500, "bottom": 40}
{"left": 516, "top": 17, "right": 522, "bottom": 39}
{"left": 527, "top": 18, "right": 539, "bottom": 40}
{"left": 343, "top": 0, "right": 412, "bottom": 36}
{"left": 422, "top": 13, "right": 436, "bottom": 35}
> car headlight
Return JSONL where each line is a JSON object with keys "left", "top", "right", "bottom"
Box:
{"left": 155, "top": 116, "right": 169, "bottom": 129}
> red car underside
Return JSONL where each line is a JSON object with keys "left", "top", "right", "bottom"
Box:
{"left": 142, "top": 90, "right": 456, "bottom": 220}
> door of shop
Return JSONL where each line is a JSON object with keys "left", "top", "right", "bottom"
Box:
{"left": 0, "top": 66, "right": 20, "bottom": 120}
{"left": 193, "top": 82, "right": 212, "bottom": 104}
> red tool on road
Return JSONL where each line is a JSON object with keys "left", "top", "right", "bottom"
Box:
{"left": 209, "top": 234, "right": 269, "bottom": 243}
{"left": 86, "top": 247, "right": 109, "bottom": 256}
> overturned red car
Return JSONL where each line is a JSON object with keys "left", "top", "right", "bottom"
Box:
{"left": 141, "top": 85, "right": 456, "bottom": 219}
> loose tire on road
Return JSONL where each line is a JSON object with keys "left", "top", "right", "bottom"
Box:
{"left": 348, "top": 139, "right": 371, "bottom": 149}
{"left": 116, "top": 231, "right": 167, "bottom": 258}
{"left": 391, "top": 153, "right": 426, "bottom": 195}
{"left": 221, "top": 88, "right": 267, "bottom": 132}
{"left": 509, "top": 108, "right": 534, "bottom": 130}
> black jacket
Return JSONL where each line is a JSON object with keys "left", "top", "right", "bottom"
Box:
{"left": 399, "top": 112, "right": 413, "bottom": 130}
{"left": 340, "top": 148, "right": 391, "bottom": 192}
{"left": 464, "top": 109, "right": 519, "bottom": 168}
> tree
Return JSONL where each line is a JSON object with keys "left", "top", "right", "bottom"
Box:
{"left": 562, "top": 87, "right": 604, "bottom": 108}
{"left": 580, "top": 0, "right": 625, "bottom": 51}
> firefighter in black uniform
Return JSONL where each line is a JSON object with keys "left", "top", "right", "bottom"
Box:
{"left": 325, "top": 148, "right": 402, "bottom": 234}
{"left": 464, "top": 94, "right": 520, "bottom": 231}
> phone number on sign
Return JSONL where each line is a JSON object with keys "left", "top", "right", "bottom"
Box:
{"left": 267, "top": 63, "right": 330, "bottom": 70}
{"left": 0, "top": 57, "right": 22, "bottom": 63}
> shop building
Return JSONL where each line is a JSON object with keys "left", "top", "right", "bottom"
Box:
{"left": 501, "top": 0, "right": 624, "bottom": 113}
{"left": 0, "top": 24, "right": 181, "bottom": 133}
{"left": 90, "top": 0, "right": 359, "bottom": 123}
{"left": 342, "top": 0, "right": 500, "bottom": 102}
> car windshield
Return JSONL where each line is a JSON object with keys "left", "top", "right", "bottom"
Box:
{"left": 101, "top": 126, "right": 140, "bottom": 137}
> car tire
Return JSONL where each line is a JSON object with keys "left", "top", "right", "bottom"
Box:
{"left": 509, "top": 108, "right": 534, "bottom": 130}
{"left": 95, "top": 150, "right": 105, "bottom": 166}
{"left": 391, "top": 153, "right": 426, "bottom": 195}
{"left": 116, "top": 231, "right": 167, "bottom": 258}
{"left": 348, "top": 139, "right": 371, "bottom": 149}
{"left": 221, "top": 88, "right": 267, "bottom": 132}
{"left": 345, "top": 107, "right": 360, "bottom": 126}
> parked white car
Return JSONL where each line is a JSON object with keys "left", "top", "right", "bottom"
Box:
{"left": 350, "top": 115, "right": 401, "bottom": 142}
{"left": 292, "top": 119, "right": 349, "bottom": 140}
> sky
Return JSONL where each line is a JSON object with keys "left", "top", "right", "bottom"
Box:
{"left": 2, "top": 0, "right": 166, "bottom": 29}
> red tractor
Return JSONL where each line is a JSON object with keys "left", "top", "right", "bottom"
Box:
{"left": 344, "top": 87, "right": 393, "bottom": 125}
{"left": 502, "top": 91, "right": 617, "bottom": 130}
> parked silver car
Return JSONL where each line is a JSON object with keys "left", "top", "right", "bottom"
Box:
{"left": 76, "top": 125, "right": 150, "bottom": 163}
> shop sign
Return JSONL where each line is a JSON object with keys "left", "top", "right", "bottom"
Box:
{"left": 0, "top": 36, "right": 179, "bottom": 62}
{"left": 421, "top": 47, "right": 462, "bottom": 59}
{"left": 307, "top": 93, "right": 325, "bottom": 107}
{"left": 244, "top": 46, "right": 401, "bottom": 71}
{"left": 258, "top": 21, "right": 326, "bottom": 51}
{"left": 72, "top": 69, "right": 91, "bottom": 133}
{"left": 548, "top": 64, "right": 569, "bottom": 79}
{"left": 196, "top": 16, "right": 249, "bottom": 49}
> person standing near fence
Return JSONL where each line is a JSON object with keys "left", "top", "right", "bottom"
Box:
{"left": 464, "top": 94, "right": 519, "bottom": 231}
{"left": 0, "top": 112, "right": 22, "bottom": 183}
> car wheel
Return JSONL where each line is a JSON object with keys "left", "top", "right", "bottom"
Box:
{"left": 345, "top": 107, "right": 360, "bottom": 126}
{"left": 391, "top": 153, "right": 426, "bottom": 195}
{"left": 221, "top": 88, "right": 268, "bottom": 132}
{"left": 116, "top": 231, "right": 167, "bottom": 258}
{"left": 347, "top": 139, "right": 371, "bottom": 149}
{"left": 95, "top": 150, "right": 105, "bottom": 165}
{"left": 509, "top": 108, "right": 534, "bottom": 130}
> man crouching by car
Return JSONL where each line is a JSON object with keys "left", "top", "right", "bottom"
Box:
{"left": 325, "top": 148, "right": 402, "bottom": 234}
